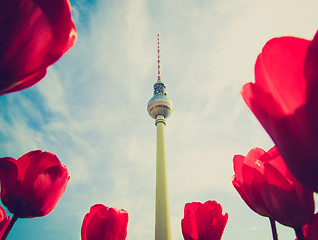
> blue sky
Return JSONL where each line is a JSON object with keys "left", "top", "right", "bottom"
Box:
{"left": 1, "top": 0, "right": 318, "bottom": 239}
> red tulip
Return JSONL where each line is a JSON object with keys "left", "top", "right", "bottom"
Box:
{"left": 0, "top": 150, "right": 70, "bottom": 218}
{"left": 0, "top": 0, "right": 77, "bottom": 95}
{"left": 232, "top": 146, "right": 314, "bottom": 228}
{"left": 241, "top": 31, "right": 318, "bottom": 192}
{"left": 0, "top": 207, "right": 10, "bottom": 238}
{"left": 296, "top": 213, "right": 318, "bottom": 240}
{"left": 181, "top": 200, "right": 228, "bottom": 240}
{"left": 81, "top": 204, "right": 129, "bottom": 240}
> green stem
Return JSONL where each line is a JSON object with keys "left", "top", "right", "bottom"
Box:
{"left": 269, "top": 218, "right": 278, "bottom": 240}
{"left": 294, "top": 227, "right": 305, "bottom": 240}
{"left": 1, "top": 214, "right": 18, "bottom": 240}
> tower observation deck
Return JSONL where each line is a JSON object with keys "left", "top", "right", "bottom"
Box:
{"left": 147, "top": 34, "right": 172, "bottom": 240}
{"left": 147, "top": 34, "right": 173, "bottom": 121}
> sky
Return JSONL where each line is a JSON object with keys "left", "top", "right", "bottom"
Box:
{"left": 1, "top": 0, "right": 318, "bottom": 239}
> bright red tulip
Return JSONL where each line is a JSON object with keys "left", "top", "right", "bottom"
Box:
{"left": 181, "top": 200, "right": 228, "bottom": 240}
{"left": 0, "top": 150, "right": 70, "bottom": 218}
{"left": 241, "top": 31, "right": 318, "bottom": 192}
{"left": 81, "top": 204, "right": 129, "bottom": 240}
{"left": 0, "top": 207, "right": 10, "bottom": 238}
{"left": 232, "top": 146, "right": 314, "bottom": 228}
{"left": 0, "top": 0, "right": 77, "bottom": 95}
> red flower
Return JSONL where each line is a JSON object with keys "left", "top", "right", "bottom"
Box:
{"left": 232, "top": 146, "right": 314, "bottom": 228}
{"left": 297, "top": 213, "right": 318, "bottom": 240}
{"left": 0, "top": 150, "right": 70, "bottom": 218}
{"left": 181, "top": 200, "right": 228, "bottom": 240}
{"left": 0, "top": 0, "right": 77, "bottom": 95}
{"left": 0, "top": 206, "right": 10, "bottom": 238}
{"left": 81, "top": 204, "right": 129, "bottom": 240}
{"left": 241, "top": 31, "right": 318, "bottom": 192}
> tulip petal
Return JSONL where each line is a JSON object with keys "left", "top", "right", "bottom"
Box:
{"left": 0, "top": 157, "right": 19, "bottom": 202}
{"left": 82, "top": 204, "right": 128, "bottom": 240}
{"left": 304, "top": 31, "right": 318, "bottom": 85}
{"left": 0, "top": 69, "right": 47, "bottom": 94}
{"left": 0, "top": 0, "right": 77, "bottom": 95}
{"left": 253, "top": 36, "right": 309, "bottom": 114}
{"left": 81, "top": 205, "right": 107, "bottom": 240}
{"left": 302, "top": 213, "right": 318, "bottom": 240}
{"left": 0, "top": 207, "right": 10, "bottom": 239}
{"left": 232, "top": 151, "right": 270, "bottom": 217}
{"left": 0, "top": 151, "right": 69, "bottom": 218}
{"left": 28, "top": 165, "right": 69, "bottom": 217}
{"left": 17, "top": 150, "right": 62, "bottom": 185}
{"left": 241, "top": 32, "right": 318, "bottom": 192}
{"left": 181, "top": 201, "right": 228, "bottom": 240}
{"left": 196, "top": 201, "right": 228, "bottom": 240}
{"left": 253, "top": 163, "right": 299, "bottom": 226}
{"left": 181, "top": 202, "right": 200, "bottom": 240}
{"left": 232, "top": 146, "right": 314, "bottom": 227}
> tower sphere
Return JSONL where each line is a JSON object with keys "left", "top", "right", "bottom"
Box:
{"left": 147, "top": 94, "right": 173, "bottom": 119}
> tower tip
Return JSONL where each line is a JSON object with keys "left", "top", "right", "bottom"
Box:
{"left": 157, "top": 34, "right": 161, "bottom": 82}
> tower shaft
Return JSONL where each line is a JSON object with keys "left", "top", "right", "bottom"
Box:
{"left": 155, "top": 115, "right": 171, "bottom": 240}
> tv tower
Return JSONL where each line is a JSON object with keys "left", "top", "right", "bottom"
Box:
{"left": 147, "top": 34, "right": 173, "bottom": 240}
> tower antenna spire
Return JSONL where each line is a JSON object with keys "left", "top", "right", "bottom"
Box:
{"left": 157, "top": 34, "right": 161, "bottom": 82}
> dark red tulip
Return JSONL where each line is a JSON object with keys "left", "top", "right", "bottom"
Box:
{"left": 0, "top": 150, "right": 70, "bottom": 218}
{"left": 0, "top": 207, "right": 10, "bottom": 238}
{"left": 0, "top": 0, "right": 77, "bottom": 95}
{"left": 241, "top": 31, "right": 318, "bottom": 192}
{"left": 181, "top": 200, "right": 228, "bottom": 240}
{"left": 232, "top": 146, "right": 314, "bottom": 228}
{"left": 81, "top": 204, "right": 129, "bottom": 240}
{"left": 296, "top": 213, "right": 318, "bottom": 240}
